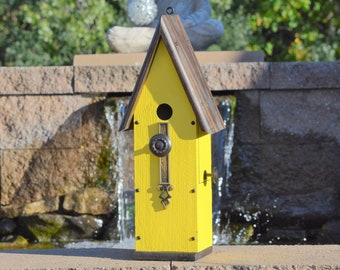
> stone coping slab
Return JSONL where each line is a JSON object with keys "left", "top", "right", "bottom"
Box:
{"left": 73, "top": 51, "right": 268, "bottom": 94}
{"left": 0, "top": 66, "right": 73, "bottom": 95}
{"left": 1, "top": 54, "right": 339, "bottom": 95}
{"left": 0, "top": 245, "right": 339, "bottom": 269}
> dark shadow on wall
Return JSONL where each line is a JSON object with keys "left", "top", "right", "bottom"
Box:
{"left": 11, "top": 100, "right": 114, "bottom": 205}
{"left": 220, "top": 90, "right": 340, "bottom": 244}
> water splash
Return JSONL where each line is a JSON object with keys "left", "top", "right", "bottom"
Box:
{"left": 212, "top": 97, "right": 236, "bottom": 245}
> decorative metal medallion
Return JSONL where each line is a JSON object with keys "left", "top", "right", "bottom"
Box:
{"left": 149, "top": 134, "right": 172, "bottom": 157}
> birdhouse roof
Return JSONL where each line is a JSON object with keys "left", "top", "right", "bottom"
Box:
{"left": 119, "top": 15, "right": 225, "bottom": 134}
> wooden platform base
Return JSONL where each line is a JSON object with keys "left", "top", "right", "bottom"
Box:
{"left": 133, "top": 246, "right": 213, "bottom": 261}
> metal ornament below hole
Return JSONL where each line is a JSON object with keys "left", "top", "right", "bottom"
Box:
{"left": 149, "top": 133, "right": 172, "bottom": 157}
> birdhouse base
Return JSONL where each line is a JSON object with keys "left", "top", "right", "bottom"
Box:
{"left": 133, "top": 246, "right": 213, "bottom": 261}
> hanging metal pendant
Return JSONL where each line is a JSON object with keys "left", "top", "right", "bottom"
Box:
{"left": 158, "top": 183, "right": 173, "bottom": 208}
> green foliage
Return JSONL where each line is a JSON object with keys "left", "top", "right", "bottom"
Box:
{"left": 245, "top": 0, "right": 340, "bottom": 61}
{"left": 0, "top": 0, "right": 339, "bottom": 65}
{"left": 211, "top": 0, "right": 339, "bottom": 61}
{"left": 210, "top": 1, "right": 252, "bottom": 51}
{"left": 0, "top": 0, "right": 129, "bottom": 66}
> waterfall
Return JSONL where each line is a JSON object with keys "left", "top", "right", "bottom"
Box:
{"left": 212, "top": 97, "right": 236, "bottom": 245}
{"left": 104, "top": 99, "right": 134, "bottom": 243}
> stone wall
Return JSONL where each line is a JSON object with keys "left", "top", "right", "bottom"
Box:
{"left": 0, "top": 60, "right": 339, "bottom": 246}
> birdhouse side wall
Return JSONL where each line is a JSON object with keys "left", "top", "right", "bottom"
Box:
{"left": 196, "top": 129, "right": 213, "bottom": 251}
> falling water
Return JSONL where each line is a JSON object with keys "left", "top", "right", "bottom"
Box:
{"left": 104, "top": 99, "right": 134, "bottom": 244}
{"left": 212, "top": 97, "right": 236, "bottom": 245}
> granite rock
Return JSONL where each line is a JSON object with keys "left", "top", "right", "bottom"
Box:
{"left": 63, "top": 188, "right": 117, "bottom": 215}
{"left": 0, "top": 198, "right": 59, "bottom": 219}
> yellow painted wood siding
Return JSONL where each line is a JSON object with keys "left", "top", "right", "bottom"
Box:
{"left": 133, "top": 40, "right": 212, "bottom": 253}
{"left": 196, "top": 130, "right": 213, "bottom": 251}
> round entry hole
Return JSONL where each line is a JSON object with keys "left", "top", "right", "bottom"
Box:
{"left": 157, "top": 103, "right": 173, "bottom": 120}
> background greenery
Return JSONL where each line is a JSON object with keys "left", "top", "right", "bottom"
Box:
{"left": 1, "top": 0, "right": 339, "bottom": 66}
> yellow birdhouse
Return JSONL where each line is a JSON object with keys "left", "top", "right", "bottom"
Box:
{"left": 119, "top": 15, "right": 225, "bottom": 261}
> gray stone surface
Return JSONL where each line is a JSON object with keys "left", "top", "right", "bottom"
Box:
{"left": 1, "top": 148, "right": 86, "bottom": 205}
{"left": 0, "top": 245, "right": 339, "bottom": 269}
{"left": 74, "top": 63, "right": 271, "bottom": 93}
{"left": 228, "top": 91, "right": 261, "bottom": 143}
{"left": 226, "top": 88, "right": 340, "bottom": 243}
{"left": 0, "top": 66, "right": 73, "bottom": 95}
{"left": 260, "top": 90, "right": 340, "bottom": 144}
{"left": 318, "top": 220, "right": 340, "bottom": 244}
{"left": 0, "top": 98, "right": 118, "bottom": 205}
{"left": 271, "top": 62, "right": 340, "bottom": 90}
{"left": 202, "top": 62, "right": 270, "bottom": 91}
{"left": 0, "top": 198, "right": 60, "bottom": 218}
{"left": 74, "top": 65, "right": 140, "bottom": 93}
{"left": 63, "top": 188, "right": 116, "bottom": 215}
{"left": 0, "top": 62, "right": 338, "bottom": 95}
{"left": 229, "top": 142, "right": 340, "bottom": 218}
{"left": 18, "top": 213, "right": 106, "bottom": 243}
{"left": 0, "top": 95, "right": 88, "bottom": 149}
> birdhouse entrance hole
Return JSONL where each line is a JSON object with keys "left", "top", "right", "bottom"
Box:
{"left": 157, "top": 103, "right": 173, "bottom": 120}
